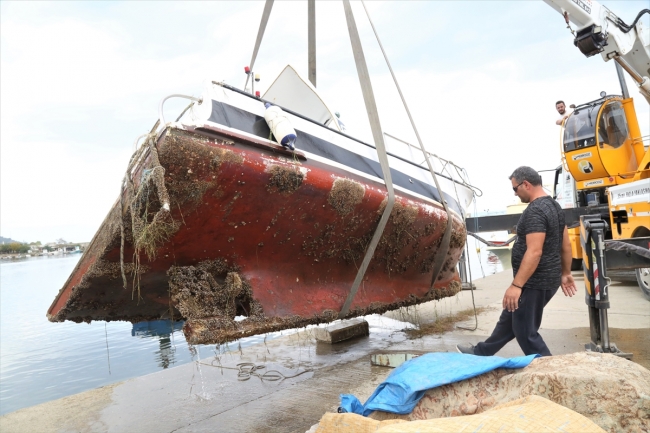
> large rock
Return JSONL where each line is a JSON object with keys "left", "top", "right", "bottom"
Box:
{"left": 369, "top": 352, "right": 650, "bottom": 432}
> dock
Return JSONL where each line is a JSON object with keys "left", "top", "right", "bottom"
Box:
{"left": 1, "top": 269, "right": 648, "bottom": 433}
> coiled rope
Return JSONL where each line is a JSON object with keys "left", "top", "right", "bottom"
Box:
{"left": 200, "top": 361, "right": 312, "bottom": 382}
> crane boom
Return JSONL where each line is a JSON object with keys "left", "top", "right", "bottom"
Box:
{"left": 543, "top": 0, "right": 650, "bottom": 103}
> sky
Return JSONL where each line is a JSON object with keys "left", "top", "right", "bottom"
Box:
{"left": 2, "top": 1, "right": 649, "bottom": 244}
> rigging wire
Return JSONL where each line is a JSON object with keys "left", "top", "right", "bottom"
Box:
{"left": 456, "top": 238, "right": 479, "bottom": 331}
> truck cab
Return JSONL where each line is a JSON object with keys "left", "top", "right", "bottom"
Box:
{"left": 561, "top": 93, "right": 650, "bottom": 299}
{"left": 562, "top": 95, "right": 645, "bottom": 206}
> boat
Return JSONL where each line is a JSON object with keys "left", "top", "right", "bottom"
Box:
{"left": 47, "top": 2, "right": 476, "bottom": 345}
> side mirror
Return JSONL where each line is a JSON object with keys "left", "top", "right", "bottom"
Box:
{"left": 569, "top": 104, "right": 576, "bottom": 109}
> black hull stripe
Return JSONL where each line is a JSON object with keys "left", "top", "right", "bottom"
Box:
{"left": 208, "top": 100, "right": 462, "bottom": 215}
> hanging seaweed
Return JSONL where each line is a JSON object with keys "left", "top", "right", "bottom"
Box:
{"left": 120, "top": 134, "right": 179, "bottom": 301}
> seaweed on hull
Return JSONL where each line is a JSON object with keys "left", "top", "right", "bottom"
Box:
{"left": 47, "top": 127, "right": 468, "bottom": 345}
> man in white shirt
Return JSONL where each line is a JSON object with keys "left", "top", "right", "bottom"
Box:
{"left": 555, "top": 100, "right": 572, "bottom": 125}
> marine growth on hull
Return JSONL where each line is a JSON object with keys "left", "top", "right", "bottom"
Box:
{"left": 48, "top": 127, "right": 467, "bottom": 345}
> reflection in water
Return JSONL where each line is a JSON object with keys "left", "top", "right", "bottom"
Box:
{"left": 131, "top": 319, "right": 184, "bottom": 337}
{"left": 157, "top": 336, "right": 173, "bottom": 369}
{"left": 132, "top": 320, "right": 184, "bottom": 369}
{"left": 1, "top": 251, "right": 497, "bottom": 415}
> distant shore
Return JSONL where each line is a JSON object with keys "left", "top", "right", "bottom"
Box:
{"left": 0, "top": 251, "right": 82, "bottom": 260}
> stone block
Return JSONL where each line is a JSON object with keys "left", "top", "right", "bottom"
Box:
{"left": 313, "top": 319, "right": 369, "bottom": 344}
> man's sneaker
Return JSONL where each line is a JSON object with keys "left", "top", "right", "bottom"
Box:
{"left": 456, "top": 343, "right": 476, "bottom": 355}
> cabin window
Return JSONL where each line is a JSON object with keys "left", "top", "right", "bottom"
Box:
{"left": 563, "top": 107, "right": 597, "bottom": 152}
{"left": 597, "top": 102, "right": 628, "bottom": 149}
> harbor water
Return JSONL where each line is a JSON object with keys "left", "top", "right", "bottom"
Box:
{"left": 0, "top": 242, "right": 504, "bottom": 415}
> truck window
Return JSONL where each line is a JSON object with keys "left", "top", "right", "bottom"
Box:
{"left": 563, "top": 107, "right": 597, "bottom": 152}
{"left": 598, "top": 102, "right": 628, "bottom": 149}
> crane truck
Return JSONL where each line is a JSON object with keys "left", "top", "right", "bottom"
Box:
{"left": 541, "top": 0, "right": 650, "bottom": 356}
{"left": 468, "top": 0, "right": 649, "bottom": 355}
{"left": 543, "top": 0, "right": 650, "bottom": 302}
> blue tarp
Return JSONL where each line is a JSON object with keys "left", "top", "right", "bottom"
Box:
{"left": 340, "top": 352, "right": 538, "bottom": 416}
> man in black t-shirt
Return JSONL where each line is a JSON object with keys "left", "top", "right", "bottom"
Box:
{"left": 458, "top": 166, "right": 577, "bottom": 357}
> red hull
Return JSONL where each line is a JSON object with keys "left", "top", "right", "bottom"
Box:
{"left": 48, "top": 126, "right": 466, "bottom": 344}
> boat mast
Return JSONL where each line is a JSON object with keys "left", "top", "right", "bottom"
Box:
{"left": 308, "top": 0, "right": 316, "bottom": 87}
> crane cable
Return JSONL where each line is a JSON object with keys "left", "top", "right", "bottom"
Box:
{"left": 360, "top": 0, "right": 454, "bottom": 290}
{"left": 338, "top": 0, "right": 396, "bottom": 319}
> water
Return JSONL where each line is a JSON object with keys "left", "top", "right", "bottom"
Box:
{"left": 0, "top": 246, "right": 504, "bottom": 415}
{"left": 0, "top": 255, "right": 285, "bottom": 415}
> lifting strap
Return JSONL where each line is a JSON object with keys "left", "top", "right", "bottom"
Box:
{"left": 338, "top": 0, "right": 395, "bottom": 319}
{"left": 244, "top": 0, "right": 275, "bottom": 91}
{"left": 361, "top": 0, "right": 453, "bottom": 289}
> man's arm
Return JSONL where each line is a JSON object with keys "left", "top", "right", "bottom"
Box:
{"left": 503, "top": 232, "right": 545, "bottom": 312}
{"left": 560, "top": 226, "right": 577, "bottom": 296}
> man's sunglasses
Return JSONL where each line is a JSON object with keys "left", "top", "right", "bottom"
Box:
{"left": 513, "top": 181, "right": 525, "bottom": 193}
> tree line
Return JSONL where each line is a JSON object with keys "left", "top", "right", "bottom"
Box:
{"left": 0, "top": 241, "right": 55, "bottom": 254}
{"left": 0, "top": 243, "right": 31, "bottom": 254}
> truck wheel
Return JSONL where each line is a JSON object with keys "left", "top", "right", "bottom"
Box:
{"left": 570, "top": 258, "right": 582, "bottom": 271}
{"left": 636, "top": 268, "right": 650, "bottom": 301}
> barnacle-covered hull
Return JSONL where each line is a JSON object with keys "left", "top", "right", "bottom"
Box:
{"left": 48, "top": 76, "right": 472, "bottom": 345}
{"left": 47, "top": 125, "right": 467, "bottom": 344}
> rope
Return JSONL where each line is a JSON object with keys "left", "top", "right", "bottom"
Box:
{"left": 361, "top": 0, "right": 453, "bottom": 289}
{"left": 200, "top": 361, "right": 311, "bottom": 382}
{"left": 175, "top": 101, "right": 196, "bottom": 122}
{"left": 467, "top": 231, "right": 517, "bottom": 247}
{"left": 338, "top": 0, "right": 396, "bottom": 319}
{"left": 456, "top": 238, "right": 478, "bottom": 331}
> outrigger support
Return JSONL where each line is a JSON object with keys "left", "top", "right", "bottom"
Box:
{"left": 580, "top": 215, "right": 633, "bottom": 358}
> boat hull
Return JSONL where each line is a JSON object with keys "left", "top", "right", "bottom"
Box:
{"left": 48, "top": 126, "right": 466, "bottom": 344}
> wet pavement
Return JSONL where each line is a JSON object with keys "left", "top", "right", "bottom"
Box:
{"left": 1, "top": 270, "right": 648, "bottom": 433}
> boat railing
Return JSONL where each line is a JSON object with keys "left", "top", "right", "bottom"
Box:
{"left": 384, "top": 133, "right": 469, "bottom": 180}
{"left": 158, "top": 94, "right": 203, "bottom": 130}
{"left": 212, "top": 81, "right": 476, "bottom": 194}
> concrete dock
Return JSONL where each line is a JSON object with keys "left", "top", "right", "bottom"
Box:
{"left": 1, "top": 269, "right": 648, "bottom": 433}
